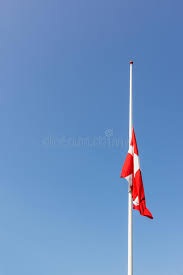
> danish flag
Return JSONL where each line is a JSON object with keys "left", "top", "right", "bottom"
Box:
{"left": 121, "top": 128, "right": 153, "bottom": 219}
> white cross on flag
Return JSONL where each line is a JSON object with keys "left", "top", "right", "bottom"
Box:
{"left": 121, "top": 128, "right": 153, "bottom": 219}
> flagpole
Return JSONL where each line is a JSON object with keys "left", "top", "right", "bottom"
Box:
{"left": 128, "top": 60, "right": 133, "bottom": 275}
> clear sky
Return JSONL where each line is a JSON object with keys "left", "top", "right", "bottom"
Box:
{"left": 0, "top": 0, "right": 183, "bottom": 274}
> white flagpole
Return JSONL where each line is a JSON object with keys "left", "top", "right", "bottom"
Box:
{"left": 128, "top": 60, "right": 133, "bottom": 275}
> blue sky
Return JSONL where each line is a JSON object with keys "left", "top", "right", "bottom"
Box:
{"left": 0, "top": 0, "right": 183, "bottom": 274}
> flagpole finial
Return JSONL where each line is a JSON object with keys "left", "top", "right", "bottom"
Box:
{"left": 130, "top": 60, "right": 133, "bottom": 64}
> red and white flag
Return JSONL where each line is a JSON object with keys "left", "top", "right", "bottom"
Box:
{"left": 121, "top": 128, "right": 153, "bottom": 219}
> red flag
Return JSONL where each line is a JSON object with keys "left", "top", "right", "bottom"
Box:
{"left": 121, "top": 128, "right": 153, "bottom": 219}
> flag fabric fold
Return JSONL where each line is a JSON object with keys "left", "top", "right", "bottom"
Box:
{"left": 121, "top": 128, "right": 153, "bottom": 219}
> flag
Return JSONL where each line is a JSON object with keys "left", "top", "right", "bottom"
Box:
{"left": 121, "top": 128, "right": 153, "bottom": 219}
